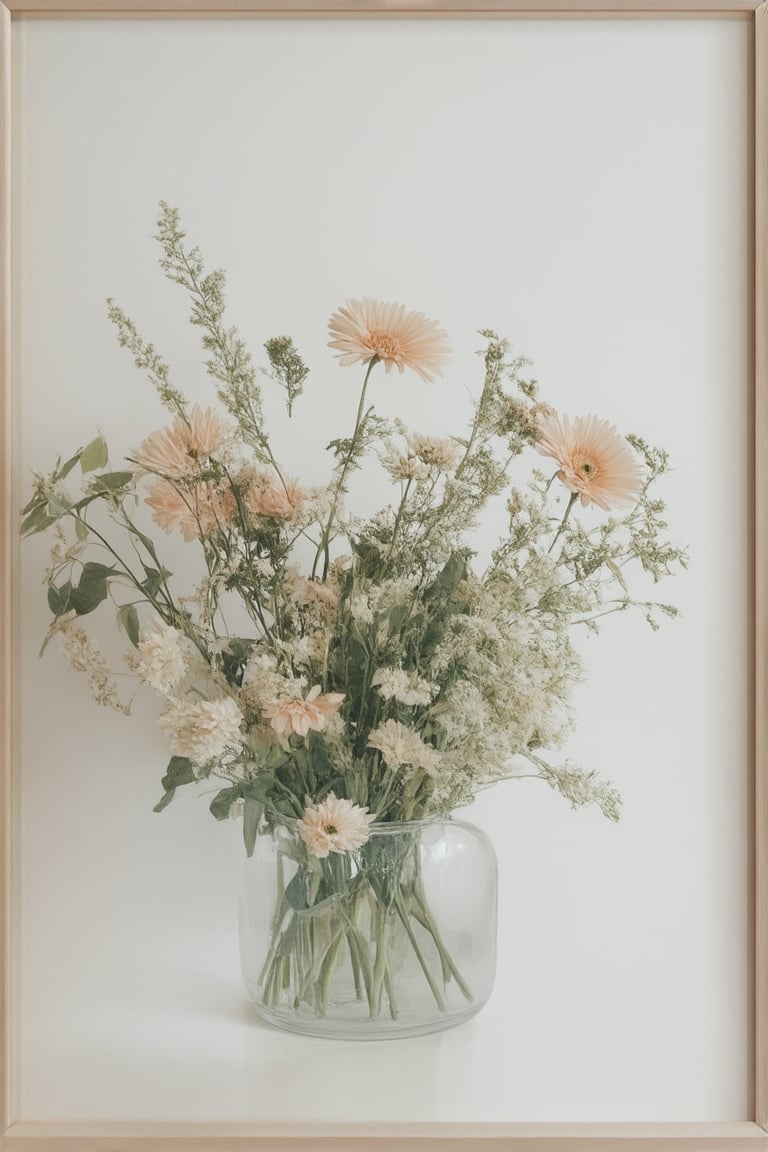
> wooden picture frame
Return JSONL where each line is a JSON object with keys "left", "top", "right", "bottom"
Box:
{"left": 1, "top": 1, "right": 766, "bottom": 1148}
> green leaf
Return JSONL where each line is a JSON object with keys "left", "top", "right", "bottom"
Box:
{"left": 243, "top": 797, "right": 264, "bottom": 857}
{"left": 153, "top": 788, "right": 176, "bottom": 813}
{"left": 209, "top": 785, "right": 242, "bottom": 821}
{"left": 80, "top": 434, "right": 109, "bottom": 473}
{"left": 74, "top": 518, "right": 89, "bottom": 542}
{"left": 424, "top": 552, "right": 468, "bottom": 601}
{"left": 91, "top": 471, "right": 134, "bottom": 492}
{"left": 69, "top": 562, "right": 116, "bottom": 616}
{"left": 241, "top": 776, "right": 274, "bottom": 803}
{"left": 58, "top": 449, "right": 83, "bottom": 481}
{"left": 46, "top": 496, "right": 72, "bottom": 519}
{"left": 79, "top": 562, "right": 118, "bottom": 579}
{"left": 161, "top": 756, "right": 196, "bottom": 792}
{"left": 117, "top": 603, "right": 141, "bottom": 647}
{"left": 47, "top": 581, "right": 72, "bottom": 617}
{"left": 20, "top": 505, "right": 56, "bottom": 537}
{"left": 285, "top": 869, "right": 309, "bottom": 911}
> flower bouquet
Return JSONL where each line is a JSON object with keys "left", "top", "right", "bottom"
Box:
{"left": 22, "top": 204, "right": 684, "bottom": 1038}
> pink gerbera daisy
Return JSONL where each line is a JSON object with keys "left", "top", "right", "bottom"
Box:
{"left": 328, "top": 298, "right": 451, "bottom": 384}
{"left": 536, "top": 412, "right": 644, "bottom": 511}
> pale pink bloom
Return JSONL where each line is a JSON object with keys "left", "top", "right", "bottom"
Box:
{"left": 134, "top": 405, "right": 229, "bottom": 479}
{"left": 241, "top": 468, "right": 304, "bottom": 523}
{"left": 297, "top": 793, "right": 375, "bottom": 858}
{"left": 158, "top": 696, "right": 243, "bottom": 764}
{"left": 328, "top": 298, "right": 451, "bottom": 384}
{"left": 367, "top": 719, "right": 441, "bottom": 776}
{"left": 145, "top": 479, "right": 236, "bottom": 541}
{"left": 262, "top": 685, "right": 345, "bottom": 738}
{"left": 536, "top": 413, "right": 644, "bottom": 511}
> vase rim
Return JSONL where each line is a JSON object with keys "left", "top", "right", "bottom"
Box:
{"left": 265, "top": 807, "right": 459, "bottom": 835}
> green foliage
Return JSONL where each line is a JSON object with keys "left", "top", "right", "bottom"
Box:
{"left": 264, "top": 336, "right": 309, "bottom": 416}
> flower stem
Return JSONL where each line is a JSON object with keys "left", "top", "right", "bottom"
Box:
{"left": 313, "top": 356, "right": 378, "bottom": 580}
{"left": 393, "top": 895, "right": 447, "bottom": 1012}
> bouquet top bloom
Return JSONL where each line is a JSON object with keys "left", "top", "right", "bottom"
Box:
{"left": 22, "top": 203, "right": 686, "bottom": 860}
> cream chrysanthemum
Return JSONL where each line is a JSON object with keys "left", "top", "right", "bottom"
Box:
{"left": 536, "top": 412, "right": 644, "bottom": 511}
{"left": 262, "top": 685, "right": 345, "bottom": 739}
{"left": 135, "top": 619, "right": 188, "bottom": 694}
{"left": 158, "top": 696, "right": 243, "bottom": 763}
{"left": 297, "top": 793, "right": 375, "bottom": 858}
{"left": 367, "top": 719, "right": 440, "bottom": 776}
{"left": 328, "top": 298, "right": 451, "bottom": 384}
{"left": 134, "top": 405, "right": 229, "bottom": 479}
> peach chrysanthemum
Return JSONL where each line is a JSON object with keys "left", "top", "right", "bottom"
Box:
{"left": 262, "top": 685, "right": 345, "bottom": 739}
{"left": 134, "top": 405, "right": 229, "bottom": 479}
{"left": 328, "top": 298, "right": 451, "bottom": 384}
{"left": 297, "top": 793, "right": 375, "bottom": 858}
{"left": 241, "top": 468, "right": 305, "bottom": 523}
{"left": 144, "top": 479, "right": 236, "bottom": 542}
{"left": 536, "top": 413, "right": 644, "bottom": 511}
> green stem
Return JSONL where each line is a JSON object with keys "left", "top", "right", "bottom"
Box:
{"left": 547, "top": 490, "right": 578, "bottom": 554}
{"left": 412, "top": 886, "right": 473, "bottom": 1002}
{"left": 313, "top": 357, "right": 378, "bottom": 580}
{"left": 393, "top": 895, "right": 447, "bottom": 1012}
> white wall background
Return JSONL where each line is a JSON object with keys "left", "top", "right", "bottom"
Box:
{"left": 14, "top": 16, "right": 750, "bottom": 1124}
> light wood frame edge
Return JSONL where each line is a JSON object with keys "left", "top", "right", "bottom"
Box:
{"left": 1, "top": 2, "right": 766, "bottom": 1149}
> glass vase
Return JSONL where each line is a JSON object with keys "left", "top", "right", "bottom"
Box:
{"left": 238, "top": 816, "right": 497, "bottom": 1040}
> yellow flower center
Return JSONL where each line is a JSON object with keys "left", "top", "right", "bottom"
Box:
{"left": 325, "top": 824, "right": 338, "bottom": 835}
{"left": 367, "top": 330, "right": 402, "bottom": 362}
{"left": 576, "top": 455, "right": 598, "bottom": 480}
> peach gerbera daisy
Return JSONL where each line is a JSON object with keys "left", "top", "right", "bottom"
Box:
{"left": 297, "top": 793, "right": 375, "bottom": 858}
{"left": 134, "top": 404, "right": 229, "bottom": 479}
{"left": 261, "top": 685, "right": 345, "bottom": 739}
{"left": 328, "top": 297, "right": 451, "bottom": 384}
{"left": 536, "top": 413, "right": 644, "bottom": 511}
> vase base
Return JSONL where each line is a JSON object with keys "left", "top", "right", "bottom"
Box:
{"left": 249, "top": 997, "right": 489, "bottom": 1041}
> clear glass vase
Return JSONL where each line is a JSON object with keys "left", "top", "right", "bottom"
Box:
{"left": 238, "top": 816, "right": 497, "bottom": 1039}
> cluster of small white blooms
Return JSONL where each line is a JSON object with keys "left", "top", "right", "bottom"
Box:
{"left": 367, "top": 719, "right": 441, "bottom": 777}
{"left": 407, "top": 432, "right": 462, "bottom": 473}
{"left": 348, "top": 593, "right": 374, "bottom": 624}
{"left": 158, "top": 696, "right": 243, "bottom": 764}
{"left": 368, "top": 579, "right": 414, "bottom": 614}
{"left": 371, "top": 667, "right": 433, "bottom": 707}
{"left": 46, "top": 526, "right": 82, "bottom": 571}
{"left": 52, "top": 612, "right": 130, "bottom": 714}
{"left": 134, "top": 619, "right": 188, "bottom": 694}
{"left": 30, "top": 469, "right": 66, "bottom": 504}
{"left": 241, "top": 652, "right": 304, "bottom": 709}
{"left": 425, "top": 589, "right": 579, "bottom": 785}
{"left": 300, "top": 485, "right": 335, "bottom": 526}
{"left": 281, "top": 635, "right": 318, "bottom": 667}
{"left": 381, "top": 443, "right": 429, "bottom": 483}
